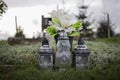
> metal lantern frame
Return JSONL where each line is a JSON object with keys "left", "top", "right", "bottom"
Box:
{"left": 74, "top": 37, "right": 90, "bottom": 68}
{"left": 38, "top": 45, "right": 53, "bottom": 69}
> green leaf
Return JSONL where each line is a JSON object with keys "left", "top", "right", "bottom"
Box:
{"left": 45, "top": 26, "right": 58, "bottom": 37}
{"left": 72, "top": 21, "right": 82, "bottom": 30}
{"left": 68, "top": 31, "right": 80, "bottom": 37}
{"left": 52, "top": 17, "right": 61, "bottom": 26}
{"left": 53, "top": 33, "right": 59, "bottom": 37}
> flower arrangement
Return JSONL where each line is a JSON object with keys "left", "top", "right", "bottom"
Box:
{"left": 45, "top": 9, "right": 83, "bottom": 38}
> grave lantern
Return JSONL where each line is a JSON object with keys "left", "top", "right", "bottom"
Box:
{"left": 56, "top": 30, "right": 72, "bottom": 68}
{"left": 38, "top": 36, "right": 53, "bottom": 69}
{"left": 74, "top": 36, "right": 90, "bottom": 68}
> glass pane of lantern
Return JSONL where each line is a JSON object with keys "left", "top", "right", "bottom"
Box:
{"left": 40, "top": 55, "right": 51, "bottom": 64}
{"left": 76, "top": 56, "right": 88, "bottom": 64}
{"left": 82, "top": 57, "right": 88, "bottom": 64}
{"left": 76, "top": 56, "right": 82, "bottom": 64}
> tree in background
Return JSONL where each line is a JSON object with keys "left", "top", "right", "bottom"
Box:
{"left": 15, "top": 26, "right": 25, "bottom": 38}
{"left": 97, "top": 13, "right": 114, "bottom": 38}
{"left": 76, "top": 0, "right": 93, "bottom": 37}
{"left": 0, "top": 0, "right": 7, "bottom": 37}
{"left": 0, "top": 0, "right": 7, "bottom": 16}
{"left": 14, "top": 16, "right": 25, "bottom": 39}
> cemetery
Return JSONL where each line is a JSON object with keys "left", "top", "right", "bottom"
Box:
{"left": 0, "top": 15, "right": 120, "bottom": 79}
{"left": 0, "top": 0, "right": 120, "bottom": 80}
{"left": 0, "top": 37, "right": 120, "bottom": 80}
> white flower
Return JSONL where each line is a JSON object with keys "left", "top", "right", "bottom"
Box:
{"left": 46, "top": 9, "right": 82, "bottom": 37}
{"left": 49, "top": 9, "right": 76, "bottom": 30}
{"left": 65, "top": 27, "right": 75, "bottom": 33}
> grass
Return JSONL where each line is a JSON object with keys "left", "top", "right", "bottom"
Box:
{"left": 0, "top": 42, "right": 41, "bottom": 65}
{"left": 0, "top": 38, "right": 120, "bottom": 80}
{"left": 95, "top": 37, "right": 120, "bottom": 44}
{"left": 0, "top": 40, "right": 8, "bottom": 45}
{"left": 0, "top": 63, "right": 120, "bottom": 80}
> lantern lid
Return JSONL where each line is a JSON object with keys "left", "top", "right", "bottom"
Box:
{"left": 38, "top": 45, "right": 53, "bottom": 54}
{"left": 74, "top": 45, "right": 90, "bottom": 56}
{"left": 58, "top": 30, "right": 69, "bottom": 40}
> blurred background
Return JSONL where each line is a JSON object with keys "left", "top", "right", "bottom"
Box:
{"left": 0, "top": 0, "right": 120, "bottom": 40}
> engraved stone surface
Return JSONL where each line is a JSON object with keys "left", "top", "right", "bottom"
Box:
{"left": 56, "top": 31, "right": 72, "bottom": 67}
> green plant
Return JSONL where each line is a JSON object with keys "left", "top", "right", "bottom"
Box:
{"left": 68, "top": 21, "right": 82, "bottom": 37}
{"left": 0, "top": 39, "right": 120, "bottom": 80}
{"left": 45, "top": 17, "right": 82, "bottom": 37}
{"left": 0, "top": 63, "right": 120, "bottom": 80}
{"left": 0, "top": 40, "right": 8, "bottom": 45}
{"left": 0, "top": 0, "right": 7, "bottom": 16}
{"left": 45, "top": 9, "right": 82, "bottom": 38}
{"left": 15, "top": 26, "right": 25, "bottom": 38}
{"left": 0, "top": 42, "right": 40, "bottom": 65}
{"left": 97, "top": 17, "right": 114, "bottom": 38}
{"left": 45, "top": 26, "right": 59, "bottom": 37}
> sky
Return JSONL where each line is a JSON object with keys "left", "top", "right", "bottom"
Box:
{"left": 0, "top": 0, "right": 120, "bottom": 40}
{"left": 103, "top": 0, "right": 120, "bottom": 30}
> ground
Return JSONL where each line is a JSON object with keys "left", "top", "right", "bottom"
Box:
{"left": 0, "top": 37, "right": 120, "bottom": 80}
